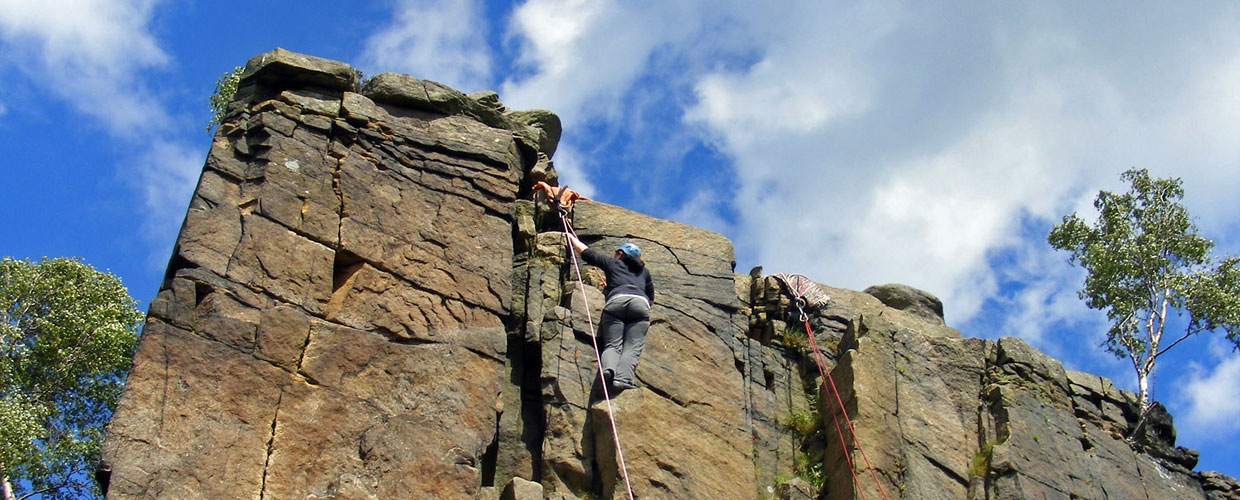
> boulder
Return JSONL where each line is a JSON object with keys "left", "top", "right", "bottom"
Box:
{"left": 501, "top": 477, "right": 544, "bottom": 500}
{"left": 777, "top": 477, "right": 817, "bottom": 499}
{"left": 240, "top": 47, "right": 359, "bottom": 91}
{"left": 863, "top": 283, "right": 945, "bottom": 324}
{"left": 506, "top": 109, "right": 563, "bottom": 158}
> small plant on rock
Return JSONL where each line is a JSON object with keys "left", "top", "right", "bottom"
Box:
{"left": 968, "top": 441, "right": 995, "bottom": 478}
{"left": 794, "top": 449, "right": 826, "bottom": 491}
{"left": 207, "top": 66, "right": 245, "bottom": 133}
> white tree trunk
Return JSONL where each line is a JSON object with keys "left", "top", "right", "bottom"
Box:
{"left": 2, "top": 474, "right": 16, "bottom": 500}
{"left": 1137, "top": 370, "right": 1150, "bottom": 411}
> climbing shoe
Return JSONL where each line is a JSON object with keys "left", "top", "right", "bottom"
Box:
{"left": 611, "top": 379, "right": 637, "bottom": 392}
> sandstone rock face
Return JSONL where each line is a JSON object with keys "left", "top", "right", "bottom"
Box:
{"left": 102, "top": 49, "right": 1239, "bottom": 500}
{"left": 101, "top": 48, "right": 537, "bottom": 500}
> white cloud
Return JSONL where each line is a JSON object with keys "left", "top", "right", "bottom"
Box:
{"left": 1161, "top": 37, "right": 1240, "bottom": 232}
{"left": 497, "top": 2, "right": 1240, "bottom": 335}
{"left": 496, "top": 1, "right": 1240, "bottom": 341}
{"left": 0, "top": 0, "right": 170, "bottom": 137}
{"left": 133, "top": 139, "right": 202, "bottom": 248}
{"left": 671, "top": 189, "right": 734, "bottom": 239}
{"left": 1178, "top": 341, "right": 1240, "bottom": 437}
{"left": 500, "top": 0, "right": 722, "bottom": 127}
{"left": 689, "top": 60, "right": 870, "bottom": 150}
{"left": 675, "top": 2, "right": 1240, "bottom": 331}
{"left": 546, "top": 143, "right": 595, "bottom": 200}
{"left": 359, "top": 0, "right": 493, "bottom": 93}
{"left": 0, "top": 0, "right": 206, "bottom": 266}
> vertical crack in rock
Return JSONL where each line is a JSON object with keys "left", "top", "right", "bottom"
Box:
{"left": 971, "top": 346, "right": 995, "bottom": 499}
{"left": 480, "top": 415, "right": 500, "bottom": 487}
{"left": 741, "top": 340, "right": 754, "bottom": 442}
{"left": 981, "top": 351, "right": 1007, "bottom": 496}
{"left": 330, "top": 137, "right": 346, "bottom": 254}
{"left": 258, "top": 387, "right": 285, "bottom": 500}
{"left": 521, "top": 338, "right": 545, "bottom": 480}
{"left": 158, "top": 323, "right": 172, "bottom": 435}
{"left": 890, "top": 332, "right": 908, "bottom": 495}
{"left": 294, "top": 321, "right": 317, "bottom": 386}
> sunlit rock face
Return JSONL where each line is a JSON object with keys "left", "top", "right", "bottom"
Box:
{"left": 100, "top": 49, "right": 1239, "bottom": 500}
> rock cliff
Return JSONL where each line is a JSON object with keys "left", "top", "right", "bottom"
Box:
{"left": 99, "top": 49, "right": 1240, "bottom": 500}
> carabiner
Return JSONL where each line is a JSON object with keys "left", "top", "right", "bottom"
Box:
{"left": 794, "top": 298, "right": 809, "bottom": 323}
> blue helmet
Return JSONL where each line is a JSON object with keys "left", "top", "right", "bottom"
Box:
{"left": 617, "top": 242, "right": 641, "bottom": 258}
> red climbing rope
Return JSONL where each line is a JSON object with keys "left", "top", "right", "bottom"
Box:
{"left": 795, "top": 297, "right": 891, "bottom": 500}
{"left": 560, "top": 212, "right": 636, "bottom": 500}
{"left": 802, "top": 314, "right": 867, "bottom": 499}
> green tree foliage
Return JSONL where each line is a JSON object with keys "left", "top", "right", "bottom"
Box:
{"left": 1, "top": 258, "right": 143, "bottom": 500}
{"left": 206, "top": 66, "right": 244, "bottom": 133}
{"left": 1048, "top": 169, "right": 1240, "bottom": 435}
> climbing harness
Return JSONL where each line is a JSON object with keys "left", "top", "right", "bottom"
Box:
{"left": 773, "top": 274, "right": 890, "bottom": 500}
{"left": 536, "top": 182, "right": 635, "bottom": 500}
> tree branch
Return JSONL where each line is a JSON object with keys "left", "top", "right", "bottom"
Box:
{"left": 1155, "top": 326, "right": 1205, "bottom": 359}
{"left": 14, "top": 465, "right": 94, "bottom": 500}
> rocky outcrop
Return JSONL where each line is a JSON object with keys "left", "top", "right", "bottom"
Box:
{"left": 100, "top": 49, "right": 1239, "bottom": 500}
{"left": 100, "top": 48, "right": 542, "bottom": 500}
{"left": 863, "top": 283, "right": 945, "bottom": 325}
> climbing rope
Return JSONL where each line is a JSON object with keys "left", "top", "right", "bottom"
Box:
{"left": 558, "top": 211, "right": 636, "bottom": 500}
{"left": 796, "top": 299, "right": 866, "bottom": 499}
{"left": 779, "top": 275, "right": 891, "bottom": 500}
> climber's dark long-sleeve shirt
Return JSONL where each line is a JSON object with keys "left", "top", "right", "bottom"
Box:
{"left": 581, "top": 248, "right": 654, "bottom": 304}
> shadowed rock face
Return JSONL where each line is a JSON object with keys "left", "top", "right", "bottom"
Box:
{"left": 100, "top": 49, "right": 1240, "bottom": 500}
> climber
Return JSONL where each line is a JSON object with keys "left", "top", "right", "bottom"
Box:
{"left": 532, "top": 180, "right": 589, "bottom": 211}
{"left": 565, "top": 232, "right": 654, "bottom": 393}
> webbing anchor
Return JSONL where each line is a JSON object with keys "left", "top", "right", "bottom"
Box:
{"left": 794, "top": 297, "right": 810, "bottom": 322}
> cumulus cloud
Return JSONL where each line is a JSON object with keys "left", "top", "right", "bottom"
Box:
{"left": 680, "top": 2, "right": 1240, "bottom": 330}
{"left": 500, "top": 0, "right": 733, "bottom": 128}
{"left": 545, "top": 143, "right": 595, "bottom": 201}
{"left": 131, "top": 139, "right": 203, "bottom": 258}
{"left": 0, "top": 0, "right": 171, "bottom": 137}
{"left": 359, "top": 0, "right": 493, "bottom": 92}
{"left": 501, "top": 0, "right": 654, "bottom": 124}
{"left": 0, "top": 0, "right": 206, "bottom": 262}
{"left": 1158, "top": 34, "right": 1240, "bottom": 231}
{"left": 670, "top": 189, "right": 735, "bottom": 240}
{"left": 1177, "top": 340, "right": 1240, "bottom": 437}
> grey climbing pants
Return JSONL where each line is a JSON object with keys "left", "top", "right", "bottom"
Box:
{"left": 598, "top": 295, "right": 651, "bottom": 385}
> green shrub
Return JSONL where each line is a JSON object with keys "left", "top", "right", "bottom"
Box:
{"left": 207, "top": 66, "right": 244, "bottom": 133}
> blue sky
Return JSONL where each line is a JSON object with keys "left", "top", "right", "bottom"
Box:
{"left": 2, "top": 0, "right": 1239, "bottom": 480}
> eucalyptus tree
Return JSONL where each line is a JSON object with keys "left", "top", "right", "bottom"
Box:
{"left": 1048, "top": 169, "right": 1240, "bottom": 436}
